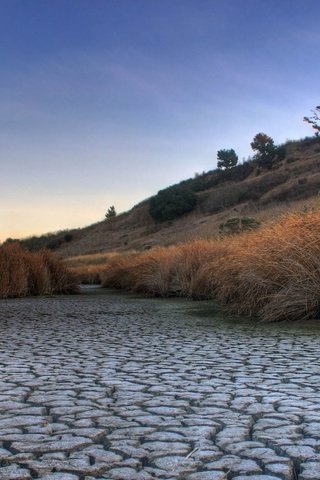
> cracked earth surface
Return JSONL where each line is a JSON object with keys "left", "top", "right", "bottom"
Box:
{"left": 0, "top": 287, "right": 320, "bottom": 480}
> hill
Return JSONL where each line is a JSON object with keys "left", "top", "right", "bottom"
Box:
{"left": 15, "top": 136, "right": 320, "bottom": 259}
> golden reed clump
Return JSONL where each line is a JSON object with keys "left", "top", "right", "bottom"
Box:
{"left": 0, "top": 243, "right": 78, "bottom": 298}
{"left": 101, "top": 209, "right": 320, "bottom": 322}
{"left": 65, "top": 251, "right": 138, "bottom": 285}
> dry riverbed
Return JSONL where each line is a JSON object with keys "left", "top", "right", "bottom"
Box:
{"left": 0, "top": 287, "right": 320, "bottom": 480}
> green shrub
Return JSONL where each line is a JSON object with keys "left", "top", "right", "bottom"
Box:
{"left": 251, "top": 133, "right": 277, "bottom": 169}
{"left": 176, "top": 160, "right": 255, "bottom": 194}
{"left": 64, "top": 233, "right": 73, "bottom": 242}
{"left": 214, "top": 161, "right": 255, "bottom": 184}
{"left": 16, "top": 229, "right": 77, "bottom": 252}
{"left": 217, "top": 148, "right": 238, "bottom": 169}
{"left": 149, "top": 187, "right": 197, "bottom": 222}
{"left": 219, "top": 216, "right": 261, "bottom": 235}
{"left": 275, "top": 145, "right": 287, "bottom": 161}
{"left": 297, "top": 136, "right": 320, "bottom": 149}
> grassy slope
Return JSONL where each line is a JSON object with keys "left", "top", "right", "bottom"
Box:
{"left": 16, "top": 137, "right": 320, "bottom": 261}
{"left": 57, "top": 137, "right": 320, "bottom": 258}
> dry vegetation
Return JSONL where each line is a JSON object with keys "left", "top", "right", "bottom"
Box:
{"left": 64, "top": 250, "right": 137, "bottom": 284}
{"left": 100, "top": 209, "right": 320, "bottom": 322}
{"left": 4, "top": 137, "right": 319, "bottom": 315}
{"left": 0, "top": 243, "right": 78, "bottom": 298}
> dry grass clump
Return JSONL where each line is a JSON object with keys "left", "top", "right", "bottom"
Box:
{"left": 101, "top": 209, "right": 320, "bottom": 322}
{"left": 232, "top": 212, "right": 320, "bottom": 321}
{"left": 101, "top": 248, "right": 174, "bottom": 295}
{"left": 64, "top": 251, "right": 123, "bottom": 268}
{"left": 67, "top": 264, "right": 106, "bottom": 284}
{"left": 0, "top": 243, "right": 78, "bottom": 298}
{"left": 65, "top": 250, "right": 137, "bottom": 284}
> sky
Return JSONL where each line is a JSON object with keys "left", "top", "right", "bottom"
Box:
{"left": 1, "top": 0, "right": 319, "bottom": 241}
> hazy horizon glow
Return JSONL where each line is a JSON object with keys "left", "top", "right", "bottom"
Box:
{"left": 1, "top": 0, "right": 319, "bottom": 241}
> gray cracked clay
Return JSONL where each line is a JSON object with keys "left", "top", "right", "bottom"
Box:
{"left": 0, "top": 288, "right": 320, "bottom": 479}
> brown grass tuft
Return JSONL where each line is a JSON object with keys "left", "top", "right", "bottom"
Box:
{"left": 0, "top": 243, "right": 79, "bottom": 298}
{"left": 65, "top": 251, "right": 138, "bottom": 284}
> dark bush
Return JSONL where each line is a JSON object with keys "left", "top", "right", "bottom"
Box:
{"left": 149, "top": 187, "right": 197, "bottom": 222}
{"left": 275, "top": 145, "right": 287, "bottom": 162}
{"left": 47, "top": 239, "right": 64, "bottom": 250}
{"left": 18, "top": 229, "right": 77, "bottom": 252}
{"left": 216, "top": 161, "right": 255, "bottom": 183}
{"left": 179, "top": 174, "right": 216, "bottom": 192}
{"left": 64, "top": 233, "right": 73, "bottom": 242}
{"left": 297, "top": 136, "right": 320, "bottom": 149}
{"left": 177, "top": 161, "right": 255, "bottom": 194}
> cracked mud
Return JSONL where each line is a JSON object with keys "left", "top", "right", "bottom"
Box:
{"left": 0, "top": 287, "right": 320, "bottom": 479}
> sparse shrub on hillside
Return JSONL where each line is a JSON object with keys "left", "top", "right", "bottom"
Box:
{"left": 0, "top": 243, "right": 78, "bottom": 298}
{"left": 178, "top": 172, "right": 215, "bottom": 192}
{"left": 218, "top": 161, "right": 255, "bottom": 182}
{"left": 275, "top": 145, "right": 287, "bottom": 162}
{"left": 64, "top": 233, "right": 73, "bottom": 242}
{"left": 2, "top": 237, "right": 18, "bottom": 245}
{"left": 47, "top": 238, "right": 64, "bottom": 250}
{"left": 219, "top": 216, "right": 261, "bottom": 235}
{"left": 14, "top": 229, "right": 77, "bottom": 252}
{"left": 178, "top": 161, "right": 255, "bottom": 194}
{"left": 149, "top": 187, "right": 197, "bottom": 222}
{"left": 304, "top": 105, "right": 320, "bottom": 137}
{"left": 217, "top": 148, "right": 238, "bottom": 170}
{"left": 287, "top": 136, "right": 320, "bottom": 150}
{"left": 251, "top": 133, "right": 278, "bottom": 169}
{"left": 105, "top": 205, "right": 117, "bottom": 220}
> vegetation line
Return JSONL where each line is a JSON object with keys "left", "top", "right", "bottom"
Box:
{"left": 100, "top": 209, "right": 320, "bottom": 322}
{"left": 0, "top": 243, "right": 78, "bottom": 298}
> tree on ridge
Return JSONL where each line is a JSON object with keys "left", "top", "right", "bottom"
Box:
{"left": 217, "top": 148, "right": 238, "bottom": 170}
{"left": 304, "top": 106, "right": 320, "bottom": 136}
{"left": 105, "top": 205, "right": 116, "bottom": 220}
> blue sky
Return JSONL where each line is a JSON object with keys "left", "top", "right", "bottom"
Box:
{"left": 1, "top": 0, "right": 319, "bottom": 241}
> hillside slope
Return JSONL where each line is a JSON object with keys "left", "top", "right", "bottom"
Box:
{"left": 19, "top": 137, "right": 320, "bottom": 258}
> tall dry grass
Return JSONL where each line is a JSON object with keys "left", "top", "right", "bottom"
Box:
{"left": 0, "top": 243, "right": 78, "bottom": 298}
{"left": 65, "top": 250, "right": 137, "bottom": 284}
{"left": 101, "top": 210, "right": 320, "bottom": 322}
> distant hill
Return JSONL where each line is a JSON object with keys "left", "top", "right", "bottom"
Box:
{"left": 13, "top": 136, "right": 320, "bottom": 258}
